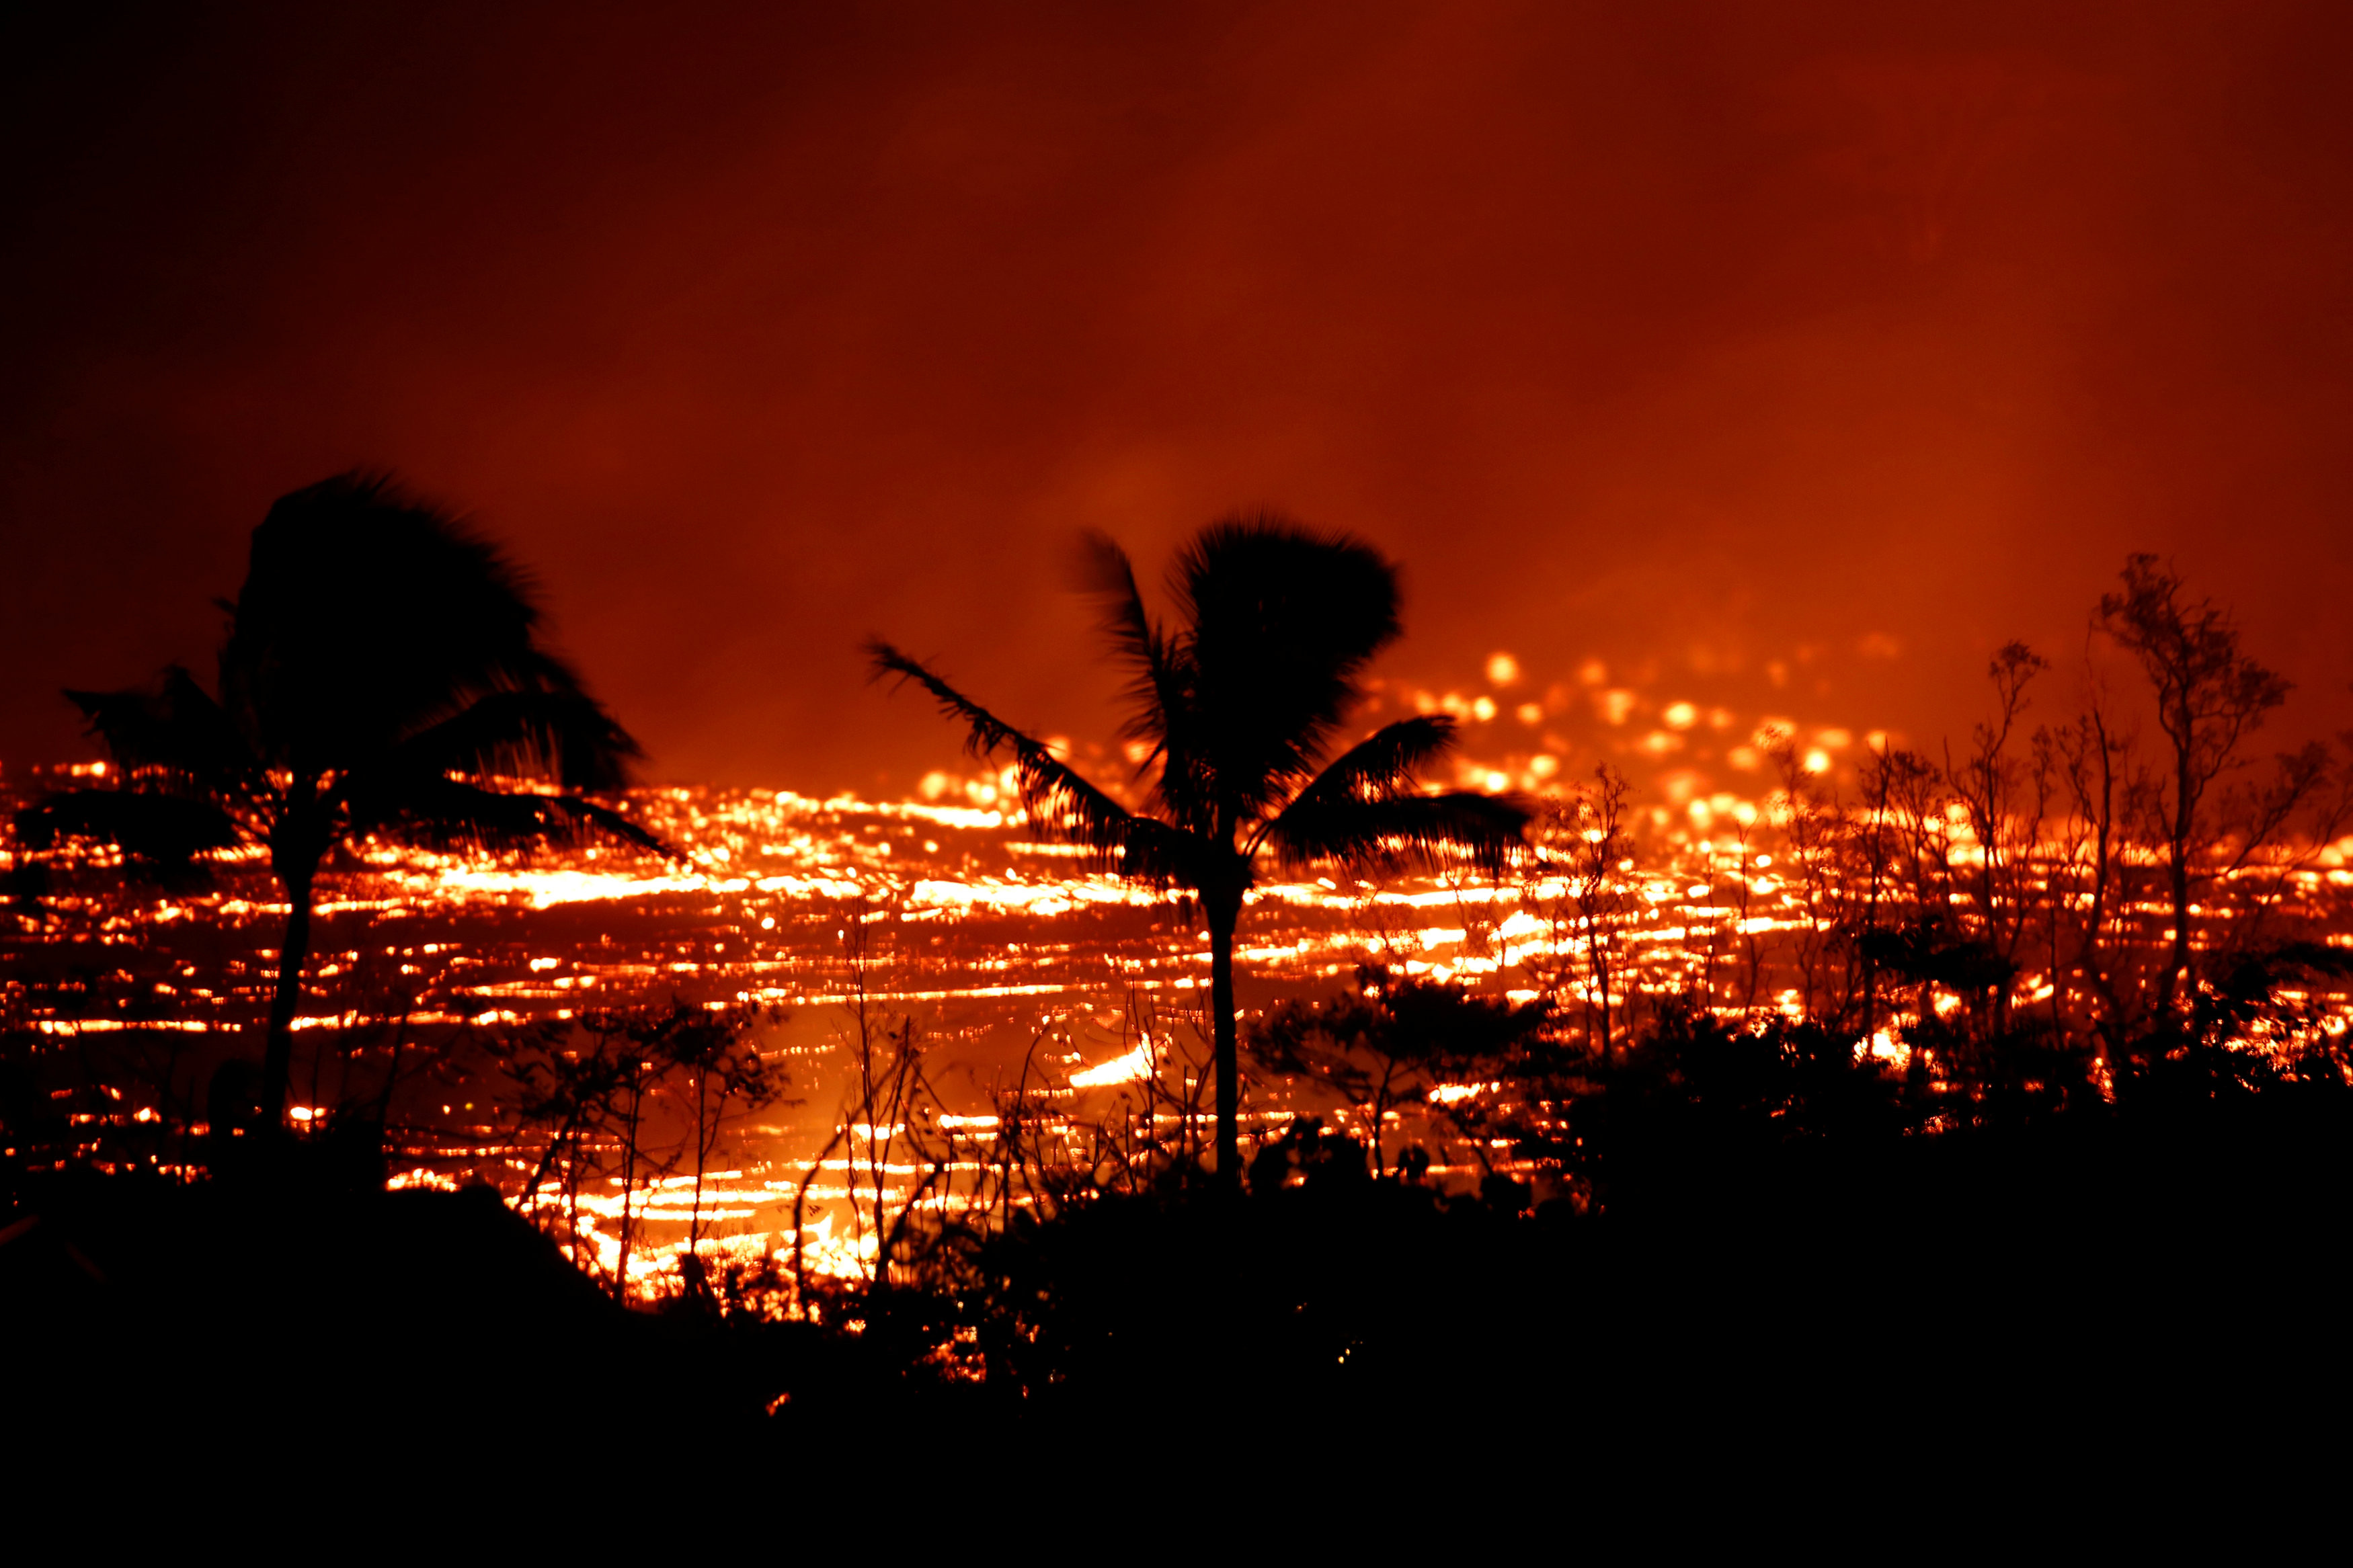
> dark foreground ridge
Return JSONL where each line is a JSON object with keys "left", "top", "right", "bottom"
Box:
{"left": 12, "top": 1068, "right": 2353, "bottom": 1467}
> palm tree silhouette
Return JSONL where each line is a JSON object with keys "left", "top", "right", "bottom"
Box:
{"left": 871, "top": 515, "right": 1529, "bottom": 1180}
{"left": 17, "top": 474, "right": 662, "bottom": 1132}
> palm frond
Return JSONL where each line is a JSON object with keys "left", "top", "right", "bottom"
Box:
{"left": 65, "top": 666, "right": 264, "bottom": 801}
{"left": 380, "top": 690, "right": 643, "bottom": 792}
{"left": 1075, "top": 530, "right": 1221, "bottom": 833}
{"left": 348, "top": 776, "right": 672, "bottom": 858}
{"left": 866, "top": 641, "right": 1141, "bottom": 859}
{"left": 218, "top": 472, "right": 584, "bottom": 772}
{"left": 1075, "top": 531, "right": 1187, "bottom": 759}
{"left": 1104, "top": 815, "right": 1201, "bottom": 888}
{"left": 1266, "top": 716, "right": 1460, "bottom": 821}
{"left": 1166, "top": 515, "right": 1403, "bottom": 817}
{"left": 13, "top": 788, "right": 243, "bottom": 865}
{"left": 1264, "top": 789, "right": 1531, "bottom": 878}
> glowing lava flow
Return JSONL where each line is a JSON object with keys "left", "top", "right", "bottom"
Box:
{"left": 11, "top": 668, "right": 2353, "bottom": 1303}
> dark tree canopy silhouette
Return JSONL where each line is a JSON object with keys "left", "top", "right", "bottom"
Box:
{"left": 871, "top": 514, "right": 1530, "bottom": 1179}
{"left": 16, "top": 473, "right": 661, "bottom": 1130}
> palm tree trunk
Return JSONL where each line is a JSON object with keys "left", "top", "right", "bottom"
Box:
{"left": 1209, "top": 900, "right": 1240, "bottom": 1185}
{"left": 261, "top": 868, "right": 315, "bottom": 1132}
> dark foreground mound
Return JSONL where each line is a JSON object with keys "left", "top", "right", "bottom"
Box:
{"left": 9, "top": 1095, "right": 2353, "bottom": 1475}
{"left": 968, "top": 1104, "right": 2353, "bottom": 1456}
{"left": 3, "top": 1167, "right": 837, "bottom": 1452}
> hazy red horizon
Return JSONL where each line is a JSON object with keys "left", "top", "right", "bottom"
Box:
{"left": 6, "top": 1, "right": 2352, "bottom": 794}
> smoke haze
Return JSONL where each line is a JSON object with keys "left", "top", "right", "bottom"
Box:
{"left": 6, "top": 1, "right": 2351, "bottom": 788}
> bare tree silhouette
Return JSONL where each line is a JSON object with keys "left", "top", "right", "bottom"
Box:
{"left": 2098, "top": 555, "right": 2290, "bottom": 1017}
{"left": 870, "top": 515, "right": 1529, "bottom": 1181}
{"left": 16, "top": 473, "right": 662, "bottom": 1133}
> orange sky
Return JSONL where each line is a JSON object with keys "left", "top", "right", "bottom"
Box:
{"left": 5, "top": 1, "right": 2351, "bottom": 791}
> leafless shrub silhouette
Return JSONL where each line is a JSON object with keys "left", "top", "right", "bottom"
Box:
{"left": 497, "top": 998, "right": 787, "bottom": 1301}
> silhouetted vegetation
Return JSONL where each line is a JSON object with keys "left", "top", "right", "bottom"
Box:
{"left": 871, "top": 515, "right": 1529, "bottom": 1179}
{"left": 1249, "top": 963, "right": 1549, "bottom": 1176}
{"left": 13, "top": 473, "right": 663, "bottom": 1139}
{"left": 495, "top": 997, "right": 789, "bottom": 1300}
{"left": 10, "top": 540, "right": 2353, "bottom": 1450}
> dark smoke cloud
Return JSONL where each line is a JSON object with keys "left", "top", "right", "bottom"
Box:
{"left": 6, "top": 1, "right": 2350, "bottom": 790}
